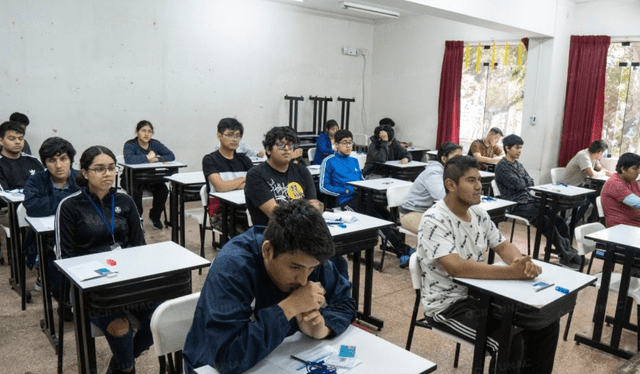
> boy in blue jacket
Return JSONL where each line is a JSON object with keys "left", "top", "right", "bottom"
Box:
{"left": 319, "top": 129, "right": 363, "bottom": 209}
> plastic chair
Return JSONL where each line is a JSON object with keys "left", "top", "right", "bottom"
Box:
{"left": 405, "top": 253, "right": 479, "bottom": 368}
{"left": 491, "top": 180, "right": 532, "bottom": 256}
{"left": 596, "top": 196, "right": 605, "bottom": 225}
{"left": 550, "top": 167, "right": 566, "bottom": 184}
{"left": 150, "top": 292, "right": 201, "bottom": 374}
{"left": 308, "top": 147, "right": 316, "bottom": 163}
{"left": 575, "top": 222, "right": 606, "bottom": 274}
{"left": 185, "top": 185, "right": 221, "bottom": 273}
{"left": 382, "top": 183, "right": 414, "bottom": 271}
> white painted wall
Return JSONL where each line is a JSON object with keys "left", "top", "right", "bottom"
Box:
{"left": 572, "top": 0, "right": 640, "bottom": 37}
{"left": 0, "top": 0, "right": 374, "bottom": 171}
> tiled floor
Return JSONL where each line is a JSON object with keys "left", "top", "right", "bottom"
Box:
{"left": 0, "top": 201, "right": 633, "bottom": 373}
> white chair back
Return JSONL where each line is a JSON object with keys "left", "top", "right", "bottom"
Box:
{"left": 353, "top": 133, "right": 368, "bottom": 146}
{"left": 574, "top": 222, "right": 605, "bottom": 256}
{"left": 199, "top": 184, "right": 209, "bottom": 207}
{"left": 550, "top": 167, "right": 566, "bottom": 184}
{"left": 409, "top": 252, "right": 422, "bottom": 290}
{"left": 596, "top": 196, "right": 604, "bottom": 219}
{"left": 386, "top": 184, "right": 413, "bottom": 208}
{"left": 16, "top": 203, "right": 29, "bottom": 228}
{"left": 150, "top": 292, "right": 201, "bottom": 358}
{"left": 491, "top": 180, "right": 501, "bottom": 197}
{"left": 308, "top": 147, "right": 316, "bottom": 162}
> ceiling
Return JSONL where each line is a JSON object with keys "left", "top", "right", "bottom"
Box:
{"left": 266, "top": 0, "right": 421, "bottom": 20}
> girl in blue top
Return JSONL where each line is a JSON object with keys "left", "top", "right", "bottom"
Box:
{"left": 312, "top": 119, "right": 339, "bottom": 165}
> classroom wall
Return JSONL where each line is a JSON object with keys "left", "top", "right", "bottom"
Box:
{"left": 0, "top": 0, "right": 374, "bottom": 171}
{"left": 572, "top": 0, "right": 640, "bottom": 37}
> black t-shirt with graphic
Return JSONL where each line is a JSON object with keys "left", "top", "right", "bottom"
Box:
{"left": 245, "top": 161, "right": 316, "bottom": 226}
{"left": 0, "top": 153, "right": 44, "bottom": 190}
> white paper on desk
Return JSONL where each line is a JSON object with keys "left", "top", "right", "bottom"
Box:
{"left": 323, "top": 212, "right": 357, "bottom": 224}
{"left": 266, "top": 345, "right": 359, "bottom": 374}
{"left": 67, "top": 260, "right": 109, "bottom": 281}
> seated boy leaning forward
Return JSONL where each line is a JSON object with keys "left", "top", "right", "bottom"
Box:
{"left": 183, "top": 200, "right": 357, "bottom": 374}
{"left": 418, "top": 156, "right": 563, "bottom": 374}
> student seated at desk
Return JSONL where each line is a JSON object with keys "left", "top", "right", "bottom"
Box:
{"left": 362, "top": 124, "right": 411, "bottom": 178}
{"left": 399, "top": 142, "right": 462, "bottom": 234}
{"left": 203, "top": 118, "right": 254, "bottom": 229}
{"left": 245, "top": 126, "right": 319, "bottom": 227}
{"left": 56, "top": 146, "right": 148, "bottom": 374}
{"left": 123, "top": 120, "right": 175, "bottom": 230}
{"left": 312, "top": 119, "right": 338, "bottom": 165}
{"left": 495, "top": 135, "right": 581, "bottom": 269}
{"left": 468, "top": 127, "right": 503, "bottom": 171}
{"left": 419, "top": 156, "right": 560, "bottom": 374}
{"left": 183, "top": 200, "right": 356, "bottom": 374}
{"left": 7, "top": 112, "right": 32, "bottom": 155}
{"left": 379, "top": 117, "right": 412, "bottom": 148}
{"left": 0, "top": 121, "right": 44, "bottom": 190}
{"left": 23, "top": 137, "right": 80, "bottom": 295}
{"left": 601, "top": 153, "right": 640, "bottom": 227}
{"left": 319, "top": 129, "right": 362, "bottom": 209}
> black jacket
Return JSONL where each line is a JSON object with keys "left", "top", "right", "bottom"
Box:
{"left": 362, "top": 136, "right": 412, "bottom": 177}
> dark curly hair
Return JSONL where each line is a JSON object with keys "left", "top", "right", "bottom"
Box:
{"left": 262, "top": 126, "right": 298, "bottom": 157}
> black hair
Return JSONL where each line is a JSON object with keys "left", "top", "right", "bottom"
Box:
{"left": 437, "top": 142, "right": 462, "bottom": 165}
{"left": 379, "top": 118, "right": 395, "bottom": 127}
{"left": 9, "top": 112, "right": 29, "bottom": 126}
{"left": 488, "top": 127, "right": 503, "bottom": 137}
{"left": 588, "top": 140, "right": 608, "bottom": 154}
{"left": 373, "top": 125, "right": 394, "bottom": 142}
{"left": 616, "top": 153, "right": 640, "bottom": 174}
{"left": 38, "top": 137, "right": 76, "bottom": 165}
{"left": 0, "top": 121, "right": 25, "bottom": 138}
{"left": 324, "top": 120, "right": 339, "bottom": 133}
{"left": 443, "top": 156, "right": 479, "bottom": 194}
{"left": 335, "top": 129, "right": 353, "bottom": 144}
{"left": 136, "top": 120, "right": 154, "bottom": 133}
{"left": 76, "top": 146, "right": 117, "bottom": 188}
{"left": 502, "top": 134, "right": 524, "bottom": 153}
{"left": 262, "top": 127, "right": 298, "bottom": 158}
{"left": 217, "top": 118, "right": 244, "bottom": 136}
{"left": 263, "top": 200, "right": 335, "bottom": 263}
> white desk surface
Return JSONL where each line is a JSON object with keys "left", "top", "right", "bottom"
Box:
{"left": 427, "top": 150, "right": 438, "bottom": 156}
{"left": 585, "top": 224, "right": 640, "bottom": 249}
{"left": 307, "top": 165, "right": 320, "bottom": 176}
{"left": 25, "top": 215, "right": 55, "bottom": 233}
{"left": 529, "top": 183, "right": 595, "bottom": 197}
{"left": 194, "top": 325, "right": 436, "bottom": 374}
{"left": 479, "top": 170, "right": 495, "bottom": 178}
{"left": 478, "top": 196, "right": 516, "bottom": 212}
{"left": 383, "top": 160, "right": 428, "bottom": 168}
{"left": 348, "top": 178, "right": 412, "bottom": 191}
{"left": 326, "top": 211, "right": 393, "bottom": 237}
{"left": 250, "top": 156, "right": 267, "bottom": 163}
{"left": 165, "top": 171, "right": 206, "bottom": 184}
{"left": 587, "top": 175, "right": 610, "bottom": 183}
{"left": 118, "top": 161, "right": 187, "bottom": 169}
{"left": 406, "top": 146, "right": 430, "bottom": 152}
{"left": 210, "top": 189, "right": 246, "bottom": 205}
{"left": 0, "top": 190, "right": 25, "bottom": 203}
{"left": 455, "top": 260, "right": 596, "bottom": 310}
{"left": 54, "top": 241, "right": 210, "bottom": 291}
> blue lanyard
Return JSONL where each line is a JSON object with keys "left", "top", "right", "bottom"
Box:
{"left": 83, "top": 189, "right": 116, "bottom": 243}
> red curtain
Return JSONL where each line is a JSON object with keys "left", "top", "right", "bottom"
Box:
{"left": 436, "top": 41, "right": 464, "bottom": 147}
{"left": 558, "top": 35, "right": 610, "bottom": 166}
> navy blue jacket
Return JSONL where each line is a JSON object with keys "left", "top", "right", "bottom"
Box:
{"left": 183, "top": 227, "right": 356, "bottom": 374}
{"left": 24, "top": 169, "right": 80, "bottom": 217}
{"left": 123, "top": 138, "right": 175, "bottom": 164}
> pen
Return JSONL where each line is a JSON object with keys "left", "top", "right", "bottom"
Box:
{"left": 290, "top": 355, "right": 307, "bottom": 365}
{"left": 535, "top": 283, "right": 555, "bottom": 292}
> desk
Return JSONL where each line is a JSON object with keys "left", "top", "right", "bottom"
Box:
{"left": 0, "top": 190, "right": 30, "bottom": 310}
{"left": 348, "top": 178, "right": 413, "bottom": 217}
{"left": 54, "top": 241, "right": 210, "bottom": 374}
{"left": 328, "top": 212, "right": 393, "bottom": 329}
{"left": 426, "top": 150, "right": 438, "bottom": 161}
{"left": 406, "top": 146, "right": 429, "bottom": 162}
{"left": 455, "top": 260, "right": 595, "bottom": 374}
{"left": 380, "top": 160, "right": 428, "bottom": 181}
{"left": 249, "top": 156, "right": 267, "bottom": 164}
{"left": 25, "top": 215, "right": 58, "bottom": 351}
{"left": 194, "top": 324, "right": 437, "bottom": 374}
{"left": 529, "top": 184, "right": 595, "bottom": 261}
{"left": 209, "top": 190, "right": 246, "bottom": 246}
{"left": 479, "top": 196, "right": 516, "bottom": 226}
{"left": 165, "top": 172, "right": 206, "bottom": 246}
{"left": 585, "top": 175, "right": 610, "bottom": 196}
{"left": 575, "top": 225, "right": 640, "bottom": 358}
{"left": 480, "top": 170, "right": 495, "bottom": 195}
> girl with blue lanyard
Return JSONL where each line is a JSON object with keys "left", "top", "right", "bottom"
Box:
{"left": 55, "top": 145, "right": 148, "bottom": 374}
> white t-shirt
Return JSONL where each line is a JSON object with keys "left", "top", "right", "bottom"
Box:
{"left": 417, "top": 199, "right": 506, "bottom": 317}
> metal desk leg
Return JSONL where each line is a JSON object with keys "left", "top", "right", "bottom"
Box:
{"left": 351, "top": 250, "right": 361, "bottom": 312}
{"left": 38, "top": 233, "right": 58, "bottom": 351}
{"left": 219, "top": 202, "right": 229, "bottom": 246}
{"left": 179, "top": 184, "right": 187, "bottom": 247}
{"left": 543, "top": 195, "right": 560, "bottom": 263}
{"left": 470, "top": 294, "right": 490, "bottom": 374}
{"left": 169, "top": 181, "right": 179, "bottom": 244}
{"left": 532, "top": 192, "right": 547, "bottom": 260}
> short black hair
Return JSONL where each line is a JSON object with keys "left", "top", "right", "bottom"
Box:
{"left": 9, "top": 112, "right": 29, "bottom": 126}
{"left": 589, "top": 140, "right": 608, "bottom": 154}
{"left": 39, "top": 137, "right": 76, "bottom": 165}
{"left": 443, "top": 156, "right": 479, "bottom": 194}
{"left": 502, "top": 134, "right": 524, "bottom": 153}
{"left": 217, "top": 118, "right": 244, "bottom": 136}
{"left": 0, "top": 121, "right": 25, "bottom": 138}
{"left": 379, "top": 118, "right": 395, "bottom": 127}
{"left": 616, "top": 153, "right": 640, "bottom": 174}
{"left": 76, "top": 146, "right": 117, "bottom": 188}
{"left": 488, "top": 127, "right": 503, "bottom": 136}
{"left": 324, "top": 120, "right": 339, "bottom": 133}
{"left": 136, "top": 120, "right": 154, "bottom": 133}
{"left": 437, "top": 142, "right": 462, "bottom": 165}
{"left": 335, "top": 129, "right": 353, "bottom": 144}
{"left": 263, "top": 200, "right": 335, "bottom": 263}
{"left": 374, "top": 125, "right": 394, "bottom": 142}
{"left": 262, "top": 127, "right": 298, "bottom": 157}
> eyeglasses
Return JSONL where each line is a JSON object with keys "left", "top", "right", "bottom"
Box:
{"left": 274, "top": 142, "right": 295, "bottom": 150}
{"left": 87, "top": 165, "right": 120, "bottom": 174}
{"left": 338, "top": 141, "right": 354, "bottom": 146}
{"left": 222, "top": 132, "right": 243, "bottom": 140}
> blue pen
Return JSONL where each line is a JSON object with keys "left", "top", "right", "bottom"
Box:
{"left": 555, "top": 286, "right": 569, "bottom": 294}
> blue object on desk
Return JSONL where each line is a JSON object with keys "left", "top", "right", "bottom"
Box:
{"left": 555, "top": 286, "right": 569, "bottom": 294}
{"left": 555, "top": 182, "right": 568, "bottom": 187}
{"left": 481, "top": 196, "right": 496, "bottom": 202}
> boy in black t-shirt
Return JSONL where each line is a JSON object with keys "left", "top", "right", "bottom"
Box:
{"left": 0, "top": 121, "right": 43, "bottom": 190}
{"left": 245, "top": 127, "right": 319, "bottom": 226}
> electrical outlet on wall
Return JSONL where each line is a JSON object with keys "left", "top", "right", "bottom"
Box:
{"left": 342, "top": 46, "right": 358, "bottom": 56}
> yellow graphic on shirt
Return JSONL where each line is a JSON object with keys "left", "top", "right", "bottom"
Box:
{"left": 287, "top": 182, "right": 305, "bottom": 200}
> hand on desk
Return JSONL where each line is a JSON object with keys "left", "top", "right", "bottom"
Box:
{"left": 400, "top": 157, "right": 409, "bottom": 164}
{"left": 146, "top": 151, "right": 159, "bottom": 163}
{"left": 296, "top": 310, "right": 331, "bottom": 339}
{"left": 511, "top": 255, "right": 542, "bottom": 279}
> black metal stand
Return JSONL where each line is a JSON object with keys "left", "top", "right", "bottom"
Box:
{"left": 310, "top": 96, "right": 333, "bottom": 134}
{"left": 338, "top": 97, "right": 355, "bottom": 130}
{"left": 284, "top": 95, "right": 304, "bottom": 131}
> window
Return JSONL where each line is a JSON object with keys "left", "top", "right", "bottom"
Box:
{"left": 459, "top": 43, "right": 527, "bottom": 150}
{"left": 602, "top": 42, "right": 640, "bottom": 158}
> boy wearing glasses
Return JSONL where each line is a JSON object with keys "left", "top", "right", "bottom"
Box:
{"left": 0, "top": 121, "right": 43, "bottom": 191}
{"left": 245, "top": 126, "right": 319, "bottom": 226}
{"left": 319, "top": 129, "right": 362, "bottom": 209}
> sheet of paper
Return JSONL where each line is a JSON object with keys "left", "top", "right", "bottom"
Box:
{"left": 67, "top": 260, "right": 108, "bottom": 281}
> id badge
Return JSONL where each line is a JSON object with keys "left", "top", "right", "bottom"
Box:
{"left": 110, "top": 243, "right": 122, "bottom": 251}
